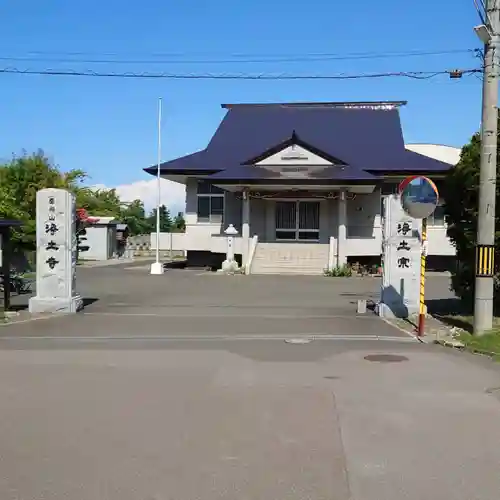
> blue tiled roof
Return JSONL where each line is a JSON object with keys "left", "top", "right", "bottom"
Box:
{"left": 312, "top": 166, "right": 379, "bottom": 180}
{"left": 208, "top": 166, "right": 272, "bottom": 180}
{"left": 143, "top": 151, "right": 216, "bottom": 175}
{"left": 203, "top": 105, "right": 406, "bottom": 170}
{"left": 144, "top": 103, "right": 452, "bottom": 177}
{"left": 208, "top": 164, "right": 379, "bottom": 182}
{"left": 399, "top": 149, "right": 453, "bottom": 172}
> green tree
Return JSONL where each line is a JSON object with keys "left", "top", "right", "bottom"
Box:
{"left": 0, "top": 151, "right": 86, "bottom": 248}
{"left": 172, "top": 212, "right": 186, "bottom": 232}
{"left": 147, "top": 205, "right": 172, "bottom": 232}
{"left": 119, "top": 199, "right": 150, "bottom": 235}
{"left": 443, "top": 119, "right": 500, "bottom": 308}
{"left": 0, "top": 183, "right": 24, "bottom": 221}
{"left": 76, "top": 188, "right": 122, "bottom": 217}
{"left": 0, "top": 150, "right": 161, "bottom": 253}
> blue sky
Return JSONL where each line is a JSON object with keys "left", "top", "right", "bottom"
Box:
{"left": 0, "top": 0, "right": 485, "bottom": 213}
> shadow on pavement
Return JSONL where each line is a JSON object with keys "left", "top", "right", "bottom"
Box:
{"left": 427, "top": 297, "right": 468, "bottom": 315}
{"left": 82, "top": 298, "right": 99, "bottom": 309}
{"left": 164, "top": 260, "right": 187, "bottom": 269}
{"left": 426, "top": 297, "right": 474, "bottom": 332}
{"left": 6, "top": 295, "right": 99, "bottom": 313}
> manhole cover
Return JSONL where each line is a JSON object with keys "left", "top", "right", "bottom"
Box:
{"left": 364, "top": 354, "right": 409, "bottom": 363}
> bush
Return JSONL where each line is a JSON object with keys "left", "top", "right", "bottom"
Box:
{"left": 324, "top": 264, "right": 353, "bottom": 277}
{"left": 443, "top": 121, "right": 500, "bottom": 309}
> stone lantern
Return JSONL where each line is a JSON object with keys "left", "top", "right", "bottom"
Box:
{"left": 220, "top": 224, "right": 239, "bottom": 273}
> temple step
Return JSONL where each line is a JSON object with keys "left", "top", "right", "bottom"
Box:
{"left": 251, "top": 243, "right": 329, "bottom": 275}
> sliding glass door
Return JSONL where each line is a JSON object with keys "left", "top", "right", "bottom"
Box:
{"left": 275, "top": 201, "right": 320, "bottom": 241}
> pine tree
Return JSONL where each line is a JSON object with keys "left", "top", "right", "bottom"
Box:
{"left": 147, "top": 205, "right": 172, "bottom": 232}
{"left": 173, "top": 212, "right": 186, "bottom": 232}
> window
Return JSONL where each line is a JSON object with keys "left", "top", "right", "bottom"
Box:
{"left": 428, "top": 204, "right": 446, "bottom": 226}
{"left": 380, "top": 182, "right": 399, "bottom": 195}
{"left": 197, "top": 180, "right": 224, "bottom": 223}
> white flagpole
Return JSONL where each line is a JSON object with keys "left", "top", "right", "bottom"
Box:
{"left": 150, "top": 97, "right": 164, "bottom": 274}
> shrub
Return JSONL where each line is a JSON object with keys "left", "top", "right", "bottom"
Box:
{"left": 324, "top": 264, "right": 353, "bottom": 277}
{"left": 443, "top": 121, "right": 500, "bottom": 309}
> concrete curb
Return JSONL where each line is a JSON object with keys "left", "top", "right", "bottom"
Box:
{"left": 433, "top": 336, "right": 500, "bottom": 360}
{"left": 0, "top": 313, "right": 64, "bottom": 327}
{"left": 78, "top": 259, "right": 139, "bottom": 268}
{"left": 433, "top": 338, "right": 465, "bottom": 349}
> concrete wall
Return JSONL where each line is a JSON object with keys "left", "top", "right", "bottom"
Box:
{"left": 345, "top": 192, "right": 381, "bottom": 256}
{"left": 150, "top": 231, "right": 244, "bottom": 255}
{"left": 426, "top": 226, "right": 456, "bottom": 256}
{"left": 249, "top": 198, "right": 267, "bottom": 240}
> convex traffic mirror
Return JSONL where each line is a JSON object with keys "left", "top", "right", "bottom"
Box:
{"left": 399, "top": 175, "right": 439, "bottom": 219}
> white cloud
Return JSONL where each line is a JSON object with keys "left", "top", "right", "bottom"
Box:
{"left": 92, "top": 179, "right": 186, "bottom": 215}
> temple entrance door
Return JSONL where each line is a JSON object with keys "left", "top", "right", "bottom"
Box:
{"left": 275, "top": 201, "right": 320, "bottom": 241}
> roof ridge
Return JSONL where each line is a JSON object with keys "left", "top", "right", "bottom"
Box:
{"left": 221, "top": 101, "right": 407, "bottom": 109}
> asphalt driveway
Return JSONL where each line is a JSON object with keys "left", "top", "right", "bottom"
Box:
{"left": 3, "top": 264, "right": 414, "bottom": 342}
{"left": 3, "top": 265, "right": 500, "bottom": 500}
{"left": 1, "top": 333, "right": 500, "bottom": 500}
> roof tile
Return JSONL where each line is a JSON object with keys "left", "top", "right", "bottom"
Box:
{"left": 144, "top": 103, "right": 452, "bottom": 176}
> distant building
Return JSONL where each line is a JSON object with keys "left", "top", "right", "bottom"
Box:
{"left": 405, "top": 144, "right": 461, "bottom": 166}
{"left": 80, "top": 216, "right": 118, "bottom": 261}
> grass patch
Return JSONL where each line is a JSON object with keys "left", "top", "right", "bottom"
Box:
{"left": 435, "top": 314, "right": 500, "bottom": 333}
{"left": 434, "top": 314, "right": 500, "bottom": 360}
{"left": 20, "top": 272, "right": 36, "bottom": 279}
{"left": 457, "top": 329, "right": 500, "bottom": 360}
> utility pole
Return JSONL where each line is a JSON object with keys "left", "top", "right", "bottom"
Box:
{"left": 473, "top": 0, "right": 500, "bottom": 335}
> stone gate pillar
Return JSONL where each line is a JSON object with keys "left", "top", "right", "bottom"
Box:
{"left": 379, "top": 194, "right": 422, "bottom": 319}
{"left": 29, "top": 188, "right": 83, "bottom": 313}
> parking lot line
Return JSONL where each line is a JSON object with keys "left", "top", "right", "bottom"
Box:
{"left": 0, "top": 334, "right": 417, "bottom": 342}
{"left": 81, "top": 311, "right": 377, "bottom": 319}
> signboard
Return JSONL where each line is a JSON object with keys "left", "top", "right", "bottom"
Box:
{"left": 379, "top": 194, "right": 422, "bottom": 318}
{"left": 29, "top": 188, "right": 83, "bottom": 314}
{"left": 379, "top": 176, "right": 439, "bottom": 329}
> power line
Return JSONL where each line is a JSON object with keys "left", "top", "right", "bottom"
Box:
{"left": 8, "top": 47, "right": 476, "bottom": 58}
{"left": 0, "top": 67, "right": 480, "bottom": 80}
{"left": 0, "top": 48, "right": 478, "bottom": 65}
{"left": 474, "top": 0, "right": 489, "bottom": 25}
